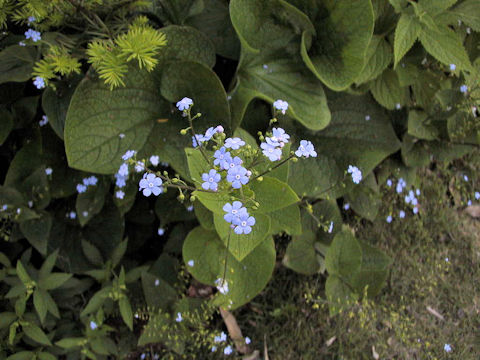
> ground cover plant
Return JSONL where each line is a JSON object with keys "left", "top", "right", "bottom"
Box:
{"left": 0, "top": 0, "right": 479, "bottom": 359}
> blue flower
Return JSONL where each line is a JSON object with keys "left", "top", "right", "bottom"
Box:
{"left": 83, "top": 176, "right": 98, "bottom": 186}
{"left": 386, "top": 179, "right": 392, "bottom": 187}
{"left": 295, "top": 140, "right": 317, "bottom": 158}
{"left": 444, "top": 344, "right": 452, "bottom": 352}
{"left": 192, "top": 134, "right": 205, "bottom": 148}
{"left": 28, "top": 16, "right": 36, "bottom": 24}
{"left": 227, "top": 166, "right": 249, "bottom": 189}
{"left": 215, "top": 278, "right": 229, "bottom": 294}
{"left": 76, "top": 184, "right": 87, "bottom": 193}
{"left": 33, "top": 76, "right": 45, "bottom": 89}
{"left": 119, "top": 133, "right": 125, "bottom": 139}
{"left": 45, "top": 167, "right": 52, "bottom": 176}
{"left": 416, "top": 189, "right": 421, "bottom": 196}
{"left": 68, "top": 211, "right": 76, "bottom": 219}
{"left": 187, "top": 260, "right": 194, "bottom": 267}
{"left": 187, "top": 205, "right": 194, "bottom": 212}
{"left": 475, "top": 191, "right": 480, "bottom": 200}
{"left": 223, "top": 201, "right": 247, "bottom": 223}
{"left": 82, "top": 211, "right": 88, "bottom": 217}
{"left": 25, "top": 29, "right": 41, "bottom": 42}
{"left": 139, "top": 173, "right": 163, "bottom": 197}
{"left": 225, "top": 137, "right": 245, "bottom": 150}
{"left": 273, "top": 99, "right": 288, "bottom": 114}
{"left": 176, "top": 97, "right": 193, "bottom": 111}
{"left": 39, "top": 115, "right": 48, "bottom": 126}
{"left": 150, "top": 155, "right": 160, "bottom": 166}
{"left": 175, "top": 312, "right": 182, "bottom": 322}
{"left": 245, "top": 337, "right": 251, "bottom": 344}
{"left": 122, "top": 150, "right": 136, "bottom": 161}
{"left": 395, "top": 103, "right": 401, "bottom": 110}
{"left": 90, "top": 321, "right": 97, "bottom": 330}
{"left": 214, "top": 332, "right": 227, "bottom": 343}
{"left": 413, "top": 207, "right": 419, "bottom": 214}
{"left": 202, "top": 169, "right": 221, "bottom": 191}
{"left": 467, "top": 199, "right": 472, "bottom": 206}
{"left": 158, "top": 227, "right": 165, "bottom": 236}
{"left": 399, "top": 210, "right": 405, "bottom": 218}
{"left": 347, "top": 165, "right": 362, "bottom": 184}
{"left": 214, "top": 147, "right": 231, "bottom": 167}
{"left": 211, "top": 346, "right": 217, "bottom": 352}
{"left": 261, "top": 141, "right": 282, "bottom": 161}
{"left": 271, "top": 127, "right": 290, "bottom": 145}
{"left": 460, "top": 85, "right": 468, "bottom": 93}
{"left": 343, "top": 203, "right": 350, "bottom": 210}
{"left": 327, "top": 221, "right": 334, "bottom": 233}
{"left": 135, "top": 161, "right": 145, "bottom": 173}
{"left": 115, "top": 173, "right": 127, "bottom": 188}
{"left": 386, "top": 215, "right": 392, "bottom": 223}
{"left": 222, "top": 155, "right": 242, "bottom": 171}
{"left": 115, "top": 190, "right": 125, "bottom": 199}
{"left": 232, "top": 212, "right": 255, "bottom": 234}
{"left": 203, "top": 127, "right": 218, "bottom": 141}
{"left": 224, "top": 346, "right": 233, "bottom": 355}
{"left": 449, "top": 64, "right": 456, "bottom": 71}
{"left": 118, "top": 163, "right": 129, "bottom": 177}
{"left": 463, "top": 174, "right": 469, "bottom": 181}
{"left": 1, "top": 205, "right": 7, "bottom": 211}
{"left": 18, "top": 41, "right": 26, "bottom": 46}
{"left": 365, "top": 115, "right": 371, "bottom": 121}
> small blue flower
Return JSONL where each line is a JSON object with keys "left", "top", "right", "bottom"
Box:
{"left": 187, "top": 205, "right": 194, "bottom": 212}
{"left": 475, "top": 191, "right": 480, "bottom": 200}
{"left": 45, "top": 167, "right": 52, "bottom": 176}
{"left": 295, "top": 140, "right": 317, "bottom": 158}
{"left": 416, "top": 189, "right": 421, "bottom": 196}
{"left": 39, "top": 115, "right": 48, "bottom": 126}
{"left": 227, "top": 166, "right": 249, "bottom": 189}
{"left": 76, "top": 184, "right": 87, "bottom": 193}
{"left": 271, "top": 127, "right": 290, "bottom": 145}
{"left": 1, "top": 205, "right": 7, "bottom": 211}
{"left": 135, "top": 161, "right": 145, "bottom": 173}
{"left": 386, "top": 179, "right": 392, "bottom": 187}
{"left": 215, "top": 278, "right": 229, "bottom": 294}
{"left": 28, "top": 16, "right": 36, "bottom": 24}
{"left": 25, "top": 29, "right": 41, "bottom": 42}
{"left": 222, "top": 155, "right": 242, "bottom": 171}
{"left": 327, "top": 221, "right": 334, "bottom": 233}
{"left": 158, "top": 227, "right": 165, "bottom": 236}
{"left": 211, "top": 346, "right": 217, "bottom": 352}
{"left": 467, "top": 200, "right": 472, "bottom": 206}
{"left": 115, "top": 190, "right": 125, "bottom": 199}
{"left": 449, "top": 64, "right": 456, "bottom": 71}
{"left": 150, "top": 155, "right": 160, "bottom": 166}
{"left": 141, "top": 354, "right": 146, "bottom": 360}
{"left": 115, "top": 173, "right": 127, "bottom": 188}
{"left": 463, "top": 174, "right": 469, "bottom": 181}
{"left": 83, "top": 176, "right": 98, "bottom": 186}
{"left": 395, "top": 103, "right": 401, "bottom": 110}
{"left": 460, "top": 85, "right": 468, "bottom": 93}
{"left": 223, "top": 201, "right": 247, "bottom": 223}
{"left": 214, "top": 147, "right": 231, "bottom": 167}
{"left": 139, "top": 173, "right": 163, "bottom": 197}
{"left": 203, "top": 127, "right": 218, "bottom": 141}
{"left": 224, "top": 345, "right": 233, "bottom": 355}
{"left": 192, "top": 134, "right": 205, "bottom": 148}
{"left": 444, "top": 344, "right": 452, "bottom": 352}
{"left": 118, "top": 163, "right": 129, "bottom": 177}
{"left": 33, "top": 76, "right": 45, "bottom": 89}
{"left": 365, "top": 115, "right": 371, "bottom": 121}
{"left": 154, "top": 279, "right": 160, "bottom": 286}
{"left": 413, "top": 207, "right": 419, "bottom": 214}
{"left": 176, "top": 97, "right": 193, "bottom": 111}
{"left": 343, "top": 203, "right": 350, "bottom": 210}
{"left": 399, "top": 210, "right": 405, "bottom": 218}
{"left": 68, "top": 211, "right": 76, "bottom": 219}
{"left": 225, "top": 137, "right": 245, "bottom": 150}
{"left": 187, "top": 260, "right": 194, "bottom": 267}
{"left": 82, "top": 211, "right": 88, "bottom": 217}
{"left": 232, "top": 212, "right": 255, "bottom": 234}
{"left": 18, "top": 41, "right": 26, "bottom": 46}
{"left": 386, "top": 215, "right": 392, "bottom": 223}
{"left": 261, "top": 141, "right": 282, "bottom": 161}
{"left": 175, "top": 312, "right": 182, "bottom": 322}
{"left": 90, "top": 321, "right": 97, "bottom": 330}
{"left": 119, "top": 133, "right": 125, "bottom": 139}
{"left": 202, "top": 169, "right": 221, "bottom": 191}
{"left": 245, "top": 337, "right": 251, "bottom": 344}
{"left": 214, "top": 332, "right": 227, "bottom": 343}
{"left": 273, "top": 99, "right": 289, "bottom": 114}
{"left": 347, "top": 165, "right": 362, "bottom": 184}
{"left": 122, "top": 150, "right": 136, "bottom": 161}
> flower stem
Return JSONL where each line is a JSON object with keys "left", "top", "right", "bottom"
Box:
{"left": 252, "top": 154, "right": 294, "bottom": 180}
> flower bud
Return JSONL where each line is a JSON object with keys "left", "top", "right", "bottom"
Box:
{"left": 215, "top": 125, "right": 224, "bottom": 133}
{"left": 180, "top": 129, "right": 187, "bottom": 135}
{"left": 257, "top": 176, "right": 263, "bottom": 182}
{"left": 190, "top": 195, "right": 196, "bottom": 202}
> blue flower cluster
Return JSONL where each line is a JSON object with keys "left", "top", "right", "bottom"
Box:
{"left": 76, "top": 176, "right": 98, "bottom": 194}
{"left": 348, "top": 165, "right": 362, "bottom": 184}
{"left": 223, "top": 201, "right": 256, "bottom": 234}
{"left": 385, "top": 178, "right": 422, "bottom": 222}
{"left": 261, "top": 128, "right": 290, "bottom": 161}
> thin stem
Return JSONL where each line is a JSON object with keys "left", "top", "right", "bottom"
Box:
{"left": 187, "top": 111, "right": 211, "bottom": 165}
{"left": 252, "top": 154, "right": 294, "bottom": 180}
{"left": 221, "top": 227, "right": 232, "bottom": 284}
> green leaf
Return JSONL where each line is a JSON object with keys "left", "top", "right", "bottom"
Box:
{"left": 194, "top": 190, "right": 231, "bottom": 214}
{"left": 355, "top": 36, "right": 393, "bottom": 84}
{"left": 111, "top": 239, "right": 128, "bottom": 268}
{"left": 0, "top": 45, "right": 36, "bottom": 84}
{"left": 249, "top": 176, "right": 299, "bottom": 213}
{"left": 185, "top": 148, "right": 212, "bottom": 184}
{"left": 325, "top": 274, "right": 358, "bottom": 315}
{"left": 325, "top": 230, "right": 362, "bottom": 279}
{"left": 141, "top": 272, "right": 177, "bottom": 309}
{"left": 43, "top": 290, "right": 60, "bottom": 318}
{"left": 80, "top": 286, "right": 111, "bottom": 317}
{"left": 38, "top": 250, "right": 59, "bottom": 281}
{"left": 118, "top": 296, "right": 133, "bottom": 330}
{"left": 407, "top": 110, "right": 439, "bottom": 140}
{"left": 41, "top": 75, "right": 82, "bottom": 140}
{"left": 19, "top": 213, "right": 52, "bottom": 255}
{"left": 213, "top": 212, "right": 271, "bottom": 261}
{"left": 393, "top": 13, "right": 420, "bottom": 68}
{"left": 345, "top": 173, "right": 381, "bottom": 221}
{"left": 269, "top": 204, "right": 302, "bottom": 235}
{"left": 41, "top": 273, "right": 72, "bottom": 290}
{"left": 6, "top": 352, "right": 35, "bottom": 360}
{"left": 229, "top": 0, "right": 315, "bottom": 52}
{"left": 76, "top": 178, "right": 108, "bottom": 226}
{"left": 16, "top": 261, "right": 31, "bottom": 284}
{"left": 33, "top": 289, "right": 48, "bottom": 324}
{"left": 418, "top": 25, "right": 472, "bottom": 71}
{"left": 64, "top": 66, "right": 165, "bottom": 174}
{"left": 56, "top": 337, "right": 85, "bottom": 348}
{"left": 0, "top": 312, "right": 16, "bottom": 329}
{"left": 81, "top": 240, "right": 104, "bottom": 267}
{"left": 182, "top": 227, "right": 275, "bottom": 309}
{"left": 151, "top": 0, "right": 204, "bottom": 26}
{"left": 38, "top": 352, "right": 57, "bottom": 360}
{"left": 155, "top": 190, "right": 196, "bottom": 225}
{"left": 299, "top": 0, "right": 374, "bottom": 90}
{"left": 194, "top": 201, "right": 215, "bottom": 230}
{"left": 371, "top": 68, "right": 409, "bottom": 110}
{"left": 23, "top": 324, "right": 52, "bottom": 346}
{"left": 230, "top": 49, "right": 330, "bottom": 130}
{"left": 0, "top": 107, "right": 13, "bottom": 145}
{"left": 450, "top": 0, "right": 480, "bottom": 32}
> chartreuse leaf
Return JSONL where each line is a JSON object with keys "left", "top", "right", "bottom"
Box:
{"left": 64, "top": 65, "right": 165, "bottom": 174}
{"left": 229, "top": 49, "right": 330, "bottom": 130}
{"left": 299, "top": 0, "right": 374, "bottom": 90}
{"left": 249, "top": 176, "right": 299, "bottom": 213}
{"left": 41, "top": 273, "right": 72, "bottom": 290}
{"left": 213, "top": 212, "right": 270, "bottom": 261}
{"left": 418, "top": 25, "right": 472, "bottom": 71}
{"left": 355, "top": 35, "right": 392, "bottom": 84}
{"left": 38, "top": 352, "right": 57, "bottom": 360}
{"left": 229, "top": 0, "right": 315, "bottom": 52}
{"left": 193, "top": 190, "right": 231, "bottom": 214}
{"left": 393, "top": 13, "right": 420, "bottom": 68}
{"left": 182, "top": 227, "right": 275, "bottom": 309}
{"left": 6, "top": 351, "right": 35, "bottom": 360}
{"left": 325, "top": 230, "right": 362, "bottom": 279}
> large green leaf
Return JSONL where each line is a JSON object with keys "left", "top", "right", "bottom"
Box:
{"left": 299, "top": 0, "right": 375, "bottom": 90}
{"left": 76, "top": 178, "right": 109, "bottom": 226}
{"left": 325, "top": 230, "right": 362, "bottom": 279}
{"left": 407, "top": 110, "right": 439, "bottom": 140}
{"left": 229, "top": 49, "right": 330, "bottom": 130}
{"left": 0, "top": 46, "right": 37, "bottom": 84}
{"left": 249, "top": 176, "right": 299, "bottom": 213}
{"left": 344, "top": 173, "right": 381, "bottom": 221}
{"left": 64, "top": 66, "right": 165, "bottom": 174}
{"left": 0, "top": 107, "right": 13, "bottom": 145}
{"left": 229, "top": 0, "right": 315, "bottom": 52}
{"left": 371, "top": 68, "right": 409, "bottom": 110}
{"left": 19, "top": 213, "right": 52, "bottom": 255}
{"left": 355, "top": 35, "right": 393, "bottom": 84}
{"left": 449, "top": 0, "right": 480, "bottom": 32}
{"left": 213, "top": 212, "right": 271, "bottom": 261}
{"left": 325, "top": 274, "right": 358, "bottom": 315}
{"left": 182, "top": 227, "right": 275, "bottom": 309}
{"left": 393, "top": 13, "right": 420, "bottom": 68}
{"left": 269, "top": 204, "right": 302, "bottom": 235}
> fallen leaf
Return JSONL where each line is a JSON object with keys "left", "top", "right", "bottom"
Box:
{"left": 465, "top": 205, "right": 480, "bottom": 218}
